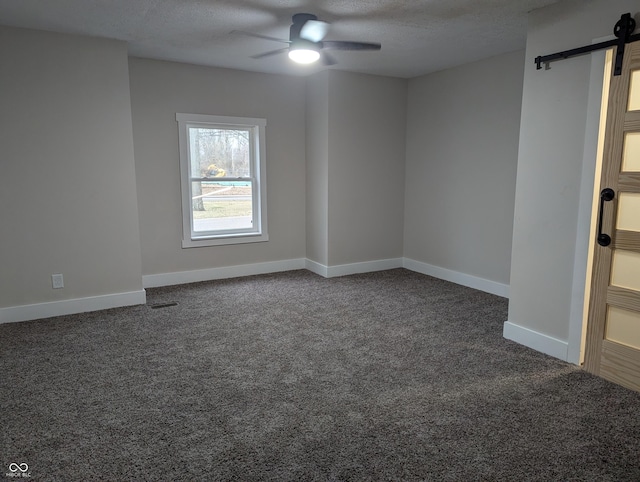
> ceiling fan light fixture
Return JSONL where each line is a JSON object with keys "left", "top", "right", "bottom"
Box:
{"left": 288, "top": 48, "right": 320, "bottom": 64}
{"left": 288, "top": 38, "right": 320, "bottom": 64}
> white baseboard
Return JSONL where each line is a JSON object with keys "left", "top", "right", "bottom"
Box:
{"left": 142, "top": 258, "right": 307, "bottom": 288}
{"left": 0, "top": 257, "right": 510, "bottom": 325}
{"left": 402, "top": 258, "right": 509, "bottom": 298}
{"left": 503, "top": 321, "right": 569, "bottom": 361}
{"left": 305, "top": 259, "right": 328, "bottom": 277}
{"left": 305, "top": 258, "right": 403, "bottom": 278}
{"left": 0, "top": 290, "right": 146, "bottom": 324}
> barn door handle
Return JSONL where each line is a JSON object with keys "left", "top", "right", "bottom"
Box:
{"left": 597, "top": 188, "right": 615, "bottom": 247}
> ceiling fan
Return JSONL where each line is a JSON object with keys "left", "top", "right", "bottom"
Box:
{"left": 235, "top": 13, "right": 381, "bottom": 66}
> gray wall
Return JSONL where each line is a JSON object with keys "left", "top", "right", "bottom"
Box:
{"left": 327, "top": 71, "right": 407, "bottom": 266}
{"left": 404, "top": 51, "right": 524, "bottom": 285}
{"left": 0, "top": 28, "right": 521, "bottom": 317}
{"left": 1, "top": 22, "right": 531, "bottom": 337}
{"left": 0, "top": 27, "right": 143, "bottom": 308}
{"left": 306, "top": 70, "right": 407, "bottom": 269}
{"left": 128, "top": 58, "right": 307, "bottom": 276}
{"left": 306, "top": 72, "right": 330, "bottom": 266}
{"left": 508, "top": 0, "right": 640, "bottom": 353}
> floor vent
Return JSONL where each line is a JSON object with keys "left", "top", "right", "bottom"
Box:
{"left": 149, "top": 302, "right": 178, "bottom": 309}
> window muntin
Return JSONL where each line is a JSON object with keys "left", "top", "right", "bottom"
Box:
{"left": 177, "top": 114, "right": 267, "bottom": 247}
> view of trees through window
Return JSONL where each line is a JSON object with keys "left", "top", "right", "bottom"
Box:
{"left": 188, "top": 127, "right": 253, "bottom": 232}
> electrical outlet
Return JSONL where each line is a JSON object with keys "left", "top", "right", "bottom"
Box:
{"left": 52, "top": 274, "right": 64, "bottom": 289}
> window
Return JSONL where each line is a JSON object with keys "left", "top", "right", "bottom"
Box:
{"left": 176, "top": 114, "right": 267, "bottom": 247}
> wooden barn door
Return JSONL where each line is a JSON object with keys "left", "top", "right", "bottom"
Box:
{"left": 584, "top": 41, "right": 640, "bottom": 392}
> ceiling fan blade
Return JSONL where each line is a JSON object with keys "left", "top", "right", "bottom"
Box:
{"left": 322, "top": 41, "right": 381, "bottom": 51}
{"left": 251, "top": 48, "right": 289, "bottom": 59}
{"left": 231, "top": 30, "right": 290, "bottom": 44}
{"left": 300, "top": 20, "right": 329, "bottom": 42}
{"left": 321, "top": 52, "right": 337, "bottom": 66}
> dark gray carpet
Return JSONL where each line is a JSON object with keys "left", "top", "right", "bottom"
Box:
{"left": 2, "top": 268, "right": 640, "bottom": 481}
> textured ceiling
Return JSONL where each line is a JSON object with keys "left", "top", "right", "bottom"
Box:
{"left": 0, "top": 0, "right": 565, "bottom": 78}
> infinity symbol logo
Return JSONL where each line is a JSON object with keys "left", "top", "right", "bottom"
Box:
{"left": 8, "top": 463, "right": 28, "bottom": 473}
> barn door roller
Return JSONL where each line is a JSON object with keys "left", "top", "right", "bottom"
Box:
{"left": 535, "top": 13, "right": 640, "bottom": 76}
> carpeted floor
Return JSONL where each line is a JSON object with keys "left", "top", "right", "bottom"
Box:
{"left": 2, "top": 268, "right": 640, "bottom": 481}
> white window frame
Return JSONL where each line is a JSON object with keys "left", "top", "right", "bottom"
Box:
{"left": 176, "top": 113, "right": 268, "bottom": 248}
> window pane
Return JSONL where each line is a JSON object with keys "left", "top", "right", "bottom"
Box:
{"left": 188, "top": 127, "right": 251, "bottom": 178}
{"left": 192, "top": 181, "right": 253, "bottom": 232}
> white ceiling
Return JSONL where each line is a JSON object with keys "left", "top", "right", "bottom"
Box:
{"left": 0, "top": 0, "right": 565, "bottom": 78}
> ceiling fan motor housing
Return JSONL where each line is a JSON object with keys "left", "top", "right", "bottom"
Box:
{"left": 290, "top": 13, "right": 318, "bottom": 40}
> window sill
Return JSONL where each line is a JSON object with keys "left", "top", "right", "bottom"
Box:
{"left": 182, "top": 232, "right": 269, "bottom": 248}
